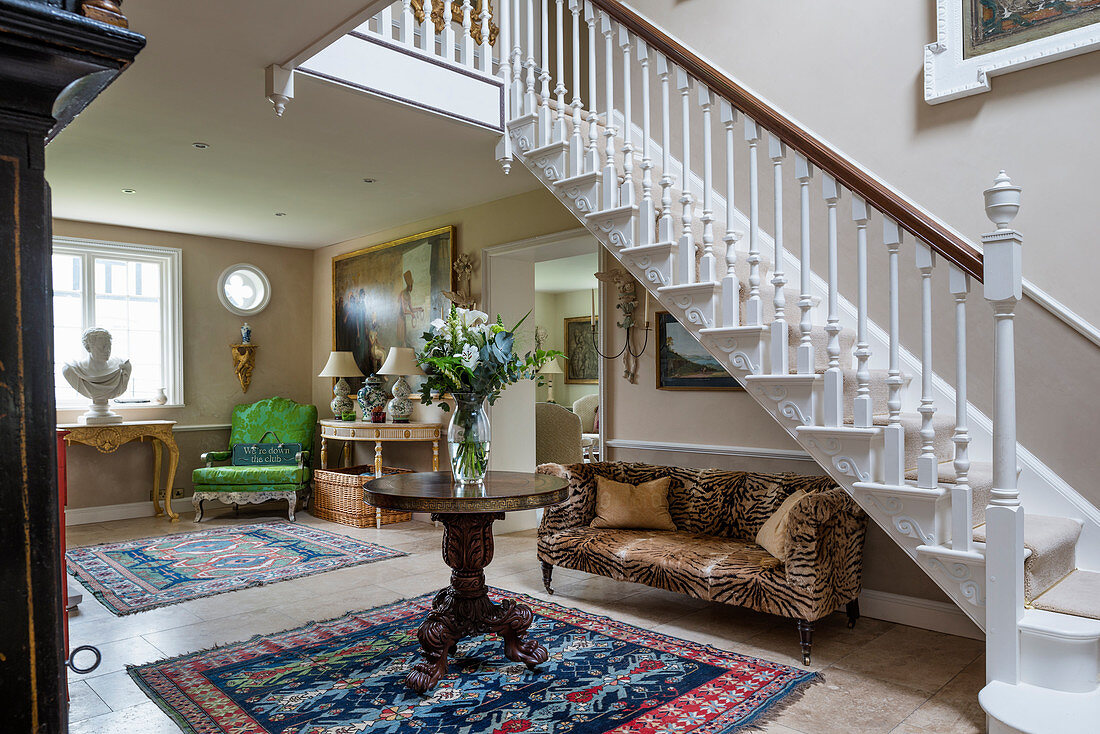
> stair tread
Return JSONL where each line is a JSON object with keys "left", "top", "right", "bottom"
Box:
{"left": 1032, "top": 569, "right": 1100, "bottom": 621}
{"left": 980, "top": 681, "right": 1100, "bottom": 734}
{"left": 974, "top": 514, "right": 1082, "bottom": 601}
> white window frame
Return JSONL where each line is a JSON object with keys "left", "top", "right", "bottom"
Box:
{"left": 52, "top": 236, "right": 184, "bottom": 408}
{"left": 925, "top": 1, "right": 1100, "bottom": 104}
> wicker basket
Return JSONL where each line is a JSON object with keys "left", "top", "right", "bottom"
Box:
{"left": 311, "top": 464, "right": 414, "bottom": 528}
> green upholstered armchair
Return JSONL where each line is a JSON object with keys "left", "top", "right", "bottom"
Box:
{"left": 191, "top": 397, "right": 318, "bottom": 522}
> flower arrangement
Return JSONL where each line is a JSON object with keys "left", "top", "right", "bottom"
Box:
{"left": 416, "top": 306, "right": 561, "bottom": 483}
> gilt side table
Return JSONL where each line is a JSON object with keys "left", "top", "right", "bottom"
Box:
{"left": 364, "top": 471, "right": 568, "bottom": 693}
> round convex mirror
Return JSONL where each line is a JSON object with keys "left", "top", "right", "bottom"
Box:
{"left": 217, "top": 264, "right": 271, "bottom": 316}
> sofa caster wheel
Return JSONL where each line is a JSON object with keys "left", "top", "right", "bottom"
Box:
{"left": 802, "top": 653, "right": 811, "bottom": 666}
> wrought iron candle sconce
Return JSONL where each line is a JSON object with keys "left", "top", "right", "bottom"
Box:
{"left": 591, "top": 269, "right": 649, "bottom": 383}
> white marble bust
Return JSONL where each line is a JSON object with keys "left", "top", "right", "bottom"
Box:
{"left": 63, "top": 327, "right": 132, "bottom": 424}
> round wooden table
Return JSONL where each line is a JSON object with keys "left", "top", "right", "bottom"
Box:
{"left": 364, "top": 471, "right": 568, "bottom": 694}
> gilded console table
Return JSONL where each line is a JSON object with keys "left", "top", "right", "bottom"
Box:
{"left": 57, "top": 420, "right": 180, "bottom": 522}
{"left": 319, "top": 420, "right": 442, "bottom": 476}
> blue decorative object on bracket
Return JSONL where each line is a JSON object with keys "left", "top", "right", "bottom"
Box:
{"left": 241, "top": 323, "right": 252, "bottom": 344}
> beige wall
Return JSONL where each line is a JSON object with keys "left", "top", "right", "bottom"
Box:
{"left": 534, "top": 289, "right": 600, "bottom": 407}
{"left": 53, "top": 219, "right": 315, "bottom": 509}
{"left": 310, "top": 185, "right": 581, "bottom": 470}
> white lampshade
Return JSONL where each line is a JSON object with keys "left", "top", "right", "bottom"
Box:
{"left": 318, "top": 351, "right": 364, "bottom": 378}
{"left": 377, "top": 347, "right": 425, "bottom": 376}
{"left": 538, "top": 358, "right": 564, "bottom": 375}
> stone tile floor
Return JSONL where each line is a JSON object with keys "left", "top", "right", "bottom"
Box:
{"left": 65, "top": 511, "right": 986, "bottom": 733}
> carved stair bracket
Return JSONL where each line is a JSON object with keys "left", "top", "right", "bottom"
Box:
{"left": 586, "top": 205, "right": 638, "bottom": 249}
{"left": 798, "top": 427, "right": 879, "bottom": 485}
{"left": 621, "top": 242, "right": 673, "bottom": 288}
{"left": 411, "top": 0, "right": 499, "bottom": 46}
{"left": 920, "top": 552, "right": 986, "bottom": 608}
{"left": 700, "top": 327, "right": 766, "bottom": 377}
{"left": 510, "top": 113, "right": 538, "bottom": 154}
{"left": 529, "top": 142, "right": 568, "bottom": 182}
{"left": 745, "top": 375, "right": 818, "bottom": 427}
{"left": 554, "top": 172, "right": 602, "bottom": 215}
{"left": 231, "top": 344, "right": 257, "bottom": 393}
{"left": 657, "top": 283, "right": 717, "bottom": 329}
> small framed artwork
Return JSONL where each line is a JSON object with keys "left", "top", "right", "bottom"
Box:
{"left": 564, "top": 316, "right": 598, "bottom": 384}
{"left": 655, "top": 311, "right": 741, "bottom": 391}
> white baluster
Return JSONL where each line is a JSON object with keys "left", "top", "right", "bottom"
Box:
{"left": 656, "top": 54, "right": 674, "bottom": 244}
{"left": 422, "top": 0, "right": 436, "bottom": 54}
{"left": 769, "top": 133, "right": 788, "bottom": 374}
{"left": 553, "top": 0, "right": 567, "bottom": 141}
{"left": 539, "top": 0, "right": 551, "bottom": 143}
{"left": 524, "top": 0, "right": 537, "bottom": 114}
{"left": 461, "top": 0, "right": 474, "bottom": 64}
{"left": 510, "top": 0, "right": 522, "bottom": 110}
{"left": 982, "top": 170, "right": 1024, "bottom": 686}
{"left": 852, "top": 196, "right": 872, "bottom": 426}
{"left": 497, "top": 0, "right": 514, "bottom": 173}
{"left": 568, "top": 0, "right": 583, "bottom": 174}
{"left": 618, "top": 24, "right": 635, "bottom": 206}
{"left": 721, "top": 100, "right": 739, "bottom": 327}
{"left": 744, "top": 118, "right": 762, "bottom": 325}
{"left": 949, "top": 264, "right": 972, "bottom": 552}
{"left": 379, "top": 5, "right": 393, "bottom": 40}
{"left": 402, "top": 0, "right": 416, "bottom": 45}
{"left": 479, "top": 1, "right": 492, "bottom": 73}
{"left": 584, "top": 0, "right": 598, "bottom": 173}
{"left": 675, "top": 68, "right": 694, "bottom": 286}
{"left": 915, "top": 241, "right": 938, "bottom": 488}
{"left": 600, "top": 12, "right": 617, "bottom": 209}
{"left": 637, "top": 38, "right": 654, "bottom": 244}
{"left": 795, "top": 154, "right": 814, "bottom": 373}
{"left": 822, "top": 173, "right": 842, "bottom": 426}
{"left": 444, "top": 0, "right": 456, "bottom": 61}
{"left": 697, "top": 85, "right": 715, "bottom": 283}
{"left": 883, "top": 219, "right": 904, "bottom": 485}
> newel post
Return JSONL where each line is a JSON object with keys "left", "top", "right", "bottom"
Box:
{"left": 982, "top": 171, "right": 1025, "bottom": 686}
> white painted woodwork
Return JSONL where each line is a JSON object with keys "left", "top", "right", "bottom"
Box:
{"left": 698, "top": 85, "right": 716, "bottom": 284}
{"left": 509, "top": 0, "right": 522, "bottom": 111}
{"left": 443, "top": 0, "right": 456, "bottom": 62}
{"left": 496, "top": 0, "right": 514, "bottom": 172}
{"left": 461, "top": 1, "right": 474, "bottom": 65}
{"left": 676, "top": 67, "right": 694, "bottom": 286}
{"left": 479, "top": 3, "right": 492, "bottom": 73}
{"left": 568, "top": 0, "right": 583, "bottom": 175}
{"left": 795, "top": 154, "right": 813, "bottom": 374}
{"left": 950, "top": 264, "right": 972, "bottom": 553}
{"left": 553, "top": 0, "right": 567, "bottom": 141}
{"left": 916, "top": 241, "right": 938, "bottom": 489}
{"left": 822, "top": 173, "right": 842, "bottom": 426}
{"left": 721, "top": 100, "right": 739, "bottom": 328}
{"left": 421, "top": 0, "right": 434, "bottom": 54}
{"left": 637, "top": 38, "right": 655, "bottom": 245}
{"left": 883, "top": 218, "right": 904, "bottom": 486}
{"left": 600, "top": 12, "right": 618, "bottom": 209}
{"left": 744, "top": 118, "right": 762, "bottom": 325}
{"left": 524, "top": 0, "right": 536, "bottom": 114}
{"left": 852, "top": 195, "right": 872, "bottom": 427}
{"left": 584, "top": 1, "right": 598, "bottom": 173}
{"left": 656, "top": 54, "right": 674, "bottom": 245}
{"left": 618, "top": 25, "right": 636, "bottom": 206}
{"left": 538, "top": 0, "right": 551, "bottom": 144}
{"left": 769, "top": 133, "right": 788, "bottom": 374}
{"left": 403, "top": 0, "right": 416, "bottom": 46}
{"left": 379, "top": 6, "right": 393, "bottom": 40}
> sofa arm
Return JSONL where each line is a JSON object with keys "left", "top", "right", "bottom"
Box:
{"left": 782, "top": 487, "right": 868, "bottom": 606}
{"left": 200, "top": 450, "right": 232, "bottom": 467}
{"left": 295, "top": 449, "right": 311, "bottom": 469}
{"left": 536, "top": 462, "right": 594, "bottom": 534}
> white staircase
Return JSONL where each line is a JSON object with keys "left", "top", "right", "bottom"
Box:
{"left": 350, "top": 0, "right": 1100, "bottom": 729}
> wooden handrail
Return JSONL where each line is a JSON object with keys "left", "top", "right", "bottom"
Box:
{"left": 594, "top": 0, "right": 983, "bottom": 281}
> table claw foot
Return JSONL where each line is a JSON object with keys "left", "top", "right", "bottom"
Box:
{"left": 493, "top": 599, "right": 547, "bottom": 670}
{"left": 405, "top": 612, "right": 460, "bottom": 694}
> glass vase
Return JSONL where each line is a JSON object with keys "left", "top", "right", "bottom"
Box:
{"left": 448, "top": 392, "right": 491, "bottom": 485}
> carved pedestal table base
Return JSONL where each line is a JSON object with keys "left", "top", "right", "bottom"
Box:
{"left": 406, "top": 511, "right": 546, "bottom": 693}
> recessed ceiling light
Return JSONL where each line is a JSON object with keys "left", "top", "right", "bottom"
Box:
{"left": 362, "top": 178, "right": 377, "bottom": 184}
{"left": 192, "top": 142, "right": 210, "bottom": 149}
{"left": 121, "top": 188, "right": 137, "bottom": 194}
{"left": 274, "top": 212, "right": 287, "bottom": 217}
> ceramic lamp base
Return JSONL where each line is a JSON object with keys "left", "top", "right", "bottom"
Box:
{"left": 387, "top": 374, "right": 414, "bottom": 423}
{"left": 331, "top": 377, "right": 355, "bottom": 419}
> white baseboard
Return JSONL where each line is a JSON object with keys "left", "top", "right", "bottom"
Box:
{"left": 859, "top": 588, "right": 983, "bottom": 640}
{"left": 66, "top": 498, "right": 195, "bottom": 526}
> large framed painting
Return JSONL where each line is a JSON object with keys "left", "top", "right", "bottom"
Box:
{"left": 564, "top": 316, "right": 598, "bottom": 384}
{"left": 332, "top": 226, "right": 454, "bottom": 377}
{"left": 925, "top": 0, "right": 1100, "bottom": 103}
{"left": 655, "top": 312, "right": 741, "bottom": 391}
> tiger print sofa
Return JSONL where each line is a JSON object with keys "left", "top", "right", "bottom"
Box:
{"left": 536, "top": 461, "right": 869, "bottom": 664}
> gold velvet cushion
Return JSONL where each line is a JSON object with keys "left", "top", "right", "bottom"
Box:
{"left": 754, "top": 489, "right": 806, "bottom": 561}
{"left": 591, "top": 476, "right": 676, "bottom": 530}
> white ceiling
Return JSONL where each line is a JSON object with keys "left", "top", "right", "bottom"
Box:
{"left": 44, "top": 0, "right": 540, "bottom": 249}
{"left": 534, "top": 253, "right": 599, "bottom": 293}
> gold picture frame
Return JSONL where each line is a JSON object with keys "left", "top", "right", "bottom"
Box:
{"left": 332, "top": 226, "right": 455, "bottom": 378}
{"left": 564, "top": 316, "right": 598, "bottom": 384}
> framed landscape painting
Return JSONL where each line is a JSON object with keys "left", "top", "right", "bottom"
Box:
{"left": 332, "top": 226, "right": 454, "bottom": 377}
{"left": 925, "top": 0, "right": 1100, "bottom": 103}
{"left": 564, "top": 316, "right": 598, "bottom": 384}
{"left": 655, "top": 311, "right": 741, "bottom": 391}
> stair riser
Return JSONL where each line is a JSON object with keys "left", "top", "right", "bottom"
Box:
{"left": 1020, "top": 625, "right": 1100, "bottom": 694}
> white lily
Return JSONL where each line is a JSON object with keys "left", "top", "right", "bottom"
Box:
{"left": 430, "top": 318, "right": 447, "bottom": 332}
{"left": 460, "top": 343, "right": 480, "bottom": 369}
{"left": 456, "top": 308, "right": 489, "bottom": 328}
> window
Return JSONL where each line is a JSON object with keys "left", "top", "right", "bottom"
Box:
{"left": 52, "top": 237, "right": 183, "bottom": 408}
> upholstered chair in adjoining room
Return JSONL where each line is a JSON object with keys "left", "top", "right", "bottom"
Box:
{"left": 192, "top": 396, "right": 318, "bottom": 522}
{"left": 535, "top": 402, "right": 583, "bottom": 466}
{"left": 572, "top": 393, "right": 599, "bottom": 461}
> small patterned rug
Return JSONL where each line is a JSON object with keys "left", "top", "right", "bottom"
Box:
{"left": 66, "top": 521, "right": 406, "bottom": 616}
{"left": 130, "top": 588, "right": 817, "bottom": 733}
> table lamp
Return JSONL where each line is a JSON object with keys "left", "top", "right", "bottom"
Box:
{"left": 318, "top": 351, "right": 364, "bottom": 419}
{"left": 538, "top": 359, "right": 564, "bottom": 404}
{"left": 378, "top": 347, "right": 425, "bottom": 423}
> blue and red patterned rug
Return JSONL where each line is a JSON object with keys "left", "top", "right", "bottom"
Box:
{"left": 66, "top": 521, "right": 406, "bottom": 616}
{"left": 130, "top": 588, "right": 817, "bottom": 733}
